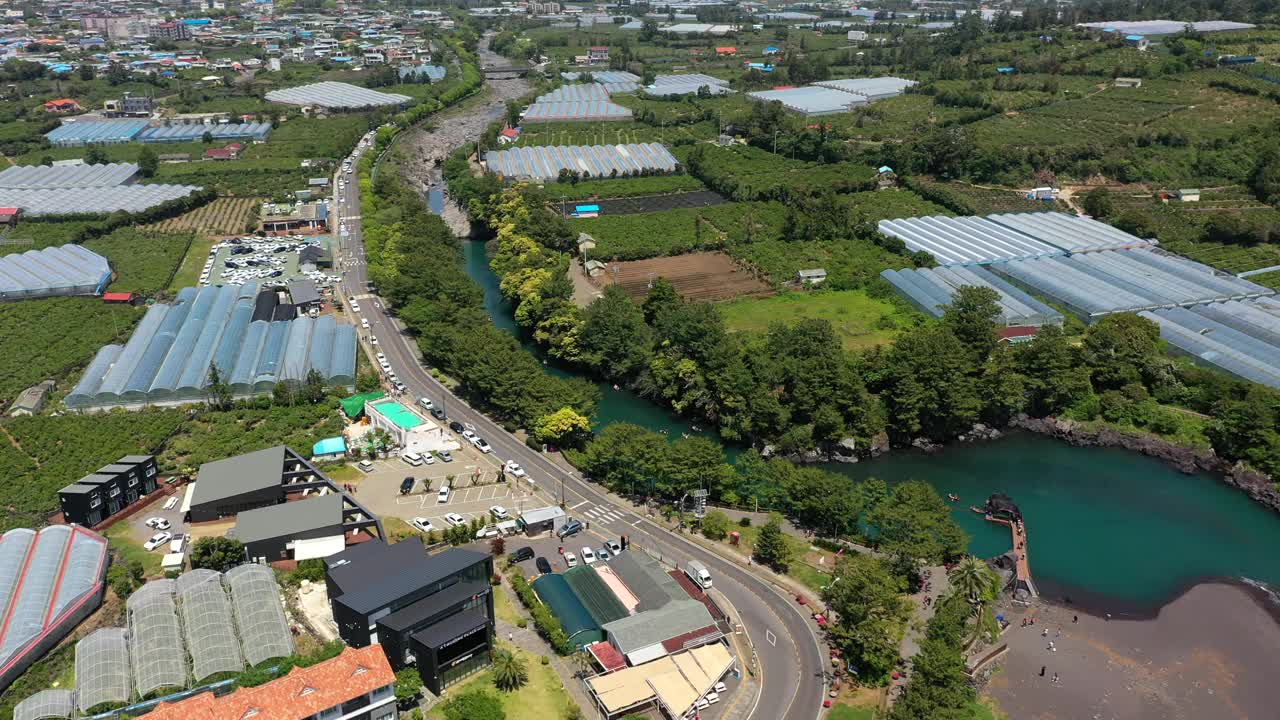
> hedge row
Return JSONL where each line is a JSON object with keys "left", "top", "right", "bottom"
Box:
{"left": 509, "top": 573, "right": 574, "bottom": 655}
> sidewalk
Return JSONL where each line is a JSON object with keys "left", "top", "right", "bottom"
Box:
{"left": 887, "top": 565, "right": 950, "bottom": 705}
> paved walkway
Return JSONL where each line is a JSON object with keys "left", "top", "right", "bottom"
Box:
{"left": 887, "top": 565, "right": 950, "bottom": 705}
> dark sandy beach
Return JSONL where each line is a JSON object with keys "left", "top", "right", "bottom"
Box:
{"left": 986, "top": 581, "right": 1280, "bottom": 719}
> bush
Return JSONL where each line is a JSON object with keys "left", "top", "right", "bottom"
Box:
{"left": 701, "top": 510, "right": 730, "bottom": 541}
{"left": 441, "top": 689, "right": 505, "bottom": 720}
{"left": 190, "top": 536, "right": 245, "bottom": 572}
{"left": 509, "top": 573, "right": 573, "bottom": 655}
{"left": 738, "top": 516, "right": 753, "bottom": 527}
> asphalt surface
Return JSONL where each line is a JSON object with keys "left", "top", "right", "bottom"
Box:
{"left": 332, "top": 45, "right": 828, "bottom": 720}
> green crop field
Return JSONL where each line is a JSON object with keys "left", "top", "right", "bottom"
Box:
{"left": 719, "top": 289, "right": 917, "bottom": 351}
{"left": 686, "top": 143, "right": 877, "bottom": 201}
{"left": 544, "top": 174, "right": 705, "bottom": 200}
{"left": 83, "top": 228, "right": 193, "bottom": 294}
{"left": 1, "top": 221, "right": 100, "bottom": 255}
{"left": 907, "top": 179, "right": 1062, "bottom": 215}
{"left": 570, "top": 205, "right": 715, "bottom": 259}
{"left": 1029, "top": 95, "right": 1183, "bottom": 125}
{"left": 730, "top": 236, "right": 914, "bottom": 289}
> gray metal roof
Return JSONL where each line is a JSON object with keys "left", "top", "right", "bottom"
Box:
{"left": 2, "top": 184, "right": 202, "bottom": 216}
{"left": 265, "top": 81, "right": 411, "bottom": 109}
{"left": 328, "top": 542, "right": 489, "bottom": 615}
{"left": 190, "top": 445, "right": 286, "bottom": 508}
{"left": 519, "top": 506, "right": 565, "bottom": 524}
{"left": 233, "top": 494, "right": 343, "bottom": 545}
{"left": 602, "top": 599, "right": 713, "bottom": 653}
{"left": 604, "top": 550, "right": 687, "bottom": 612}
{"left": 0, "top": 526, "right": 108, "bottom": 681}
{"left": 0, "top": 162, "right": 139, "bottom": 189}
{"left": 288, "top": 278, "right": 320, "bottom": 305}
{"left": 485, "top": 143, "right": 679, "bottom": 181}
{"left": 0, "top": 244, "right": 112, "bottom": 300}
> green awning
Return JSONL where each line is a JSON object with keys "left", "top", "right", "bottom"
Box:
{"left": 340, "top": 391, "right": 386, "bottom": 418}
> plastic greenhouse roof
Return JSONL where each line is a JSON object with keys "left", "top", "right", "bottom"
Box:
{"left": 45, "top": 120, "right": 148, "bottom": 146}
{"left": 538, "top": 84, "right": 610, "bottom": 103}
{"left": 532, "top": 573, "right": 602, "bottom": 644}
{"left": 564, "top": 565, "right": 630, "bottom": 625}
{"left": 75, "top": 628, "right": 131, "bottom": 713}
{"left": 175, "top": 570, "right": 244, "bottom": 681}
{"left": 14, "top": 689, "right": 74, "bottom": 720}
{"left": 881, "top": 266, "right": 1064, "bottom": 326}
{"left": 522, "top": 100, "right": 632, "bottom": 122}
{"left": 3, "top": 184, "right": 202, "bottom": 216}
{"left": 1142, "top": 302, "right": 1280, "bottom": 387}
{"left": 747, "top": 86, "right": 866, "bottom": 115}
{"left": 128, "top": 579, "right": 188, "bottom": 697}
{"left": 265, "top": 81, "right": 412, "bottom": 108}
{"left": 0, "top": 244, "right": 112, "bottom": 299}
{"left": 68, "top": 284, "right": 357, "bottom": 409}
{"left": 224, "top": 564, "right": 294, "bottom": 666}
{"left": 137, "top": 122, "right": 271, "bottom": 143}
{"left": 814, "top": 76, "right": 917, "bottom": 98}
{"left": 1077, "top": 19, "right": 1255, "bottom": 35}
{"left": 0, "top": 527, "right": 107, "bottom": 684}
{"left": 485, "top": 143, "right": 679, "bottom": 181}
{"left": 0, "top": 162, "right": 139, "bottom": 189}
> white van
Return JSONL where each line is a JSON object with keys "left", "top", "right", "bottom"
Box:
{"left": 357, "top": 460, "right": 375, "bottom": 473}
{"left": 418, "top": 397, "right": 434, "bottom": 411}
{"left": 437, "top": 485, "right": 450, "bottom": 503}
{"left": 402, "top": 452, "right": 424, "bottom": 467}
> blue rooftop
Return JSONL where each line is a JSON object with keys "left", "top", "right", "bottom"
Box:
{"left": 313, "top": 437, "right": 347, "bottom": 456}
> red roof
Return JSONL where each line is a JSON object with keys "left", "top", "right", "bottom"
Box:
{"left": 0, "top": 208, "right": 19, "bottom": 216}
{"left": 145, "top": 645, "right": 394, "bottom": 720}
{"left": 668, "top": 570, "right": 725, "bottom": 621}
{"left": 43, "top": 99, "right": 79, "bottom": 109}
{"left": 500, "top": 128, "right": 520, "bottom": 138}
{"left": 102, "top": 292, "right": 133, "bottom": 302}
{"left": 587, "top": 641, "right": 626, "bottom": 672}
{"left": 716, "top": 47, "right": 737, "bottom": 54}
{"left": 661, "top": 624, "right": 721, "bottom": 653}
{"left": 999, "top": 326, "right": 1040, "bottom": 340}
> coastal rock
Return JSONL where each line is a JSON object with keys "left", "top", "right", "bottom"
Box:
{"left": 911, "top": 437, "right": 942, "bottom": 452}
{"left": 760, "top": 444, "right": 776, "bottom": 458}
{"left": 869, "top": 432, "right": 891, "bottom": 457}
{"left": 959, "top": 423, "right": 1003, "bottom": 443}
{"left": 827, "top": 437, "right": 861, "bottom": 464}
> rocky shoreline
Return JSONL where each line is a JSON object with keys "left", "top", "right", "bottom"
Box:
{"left": 799, "top": 414, "right": 1280, "bottom": 515}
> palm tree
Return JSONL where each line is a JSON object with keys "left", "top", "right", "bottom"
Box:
{"left": 948, "top": 556, "right": 1002, "bottom": 643}
{"left": 492, "top": 648, "right": 529, "bottom": 691}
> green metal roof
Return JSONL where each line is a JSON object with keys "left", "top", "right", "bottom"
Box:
{"left": 339, "top": 391, "right": 386, "bottom": 418}
{"left": 371, "top": 399, "right": 426, "bottom": 430}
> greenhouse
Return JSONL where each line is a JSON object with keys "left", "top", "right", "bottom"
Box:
{"left": 484, "top": 143, "right": 679, "bottom": 181}
{"left": 67, "top": 285, "right": 357, "bottom": 410}
{"left": 0, "top": 162, "right": 139, "bottom": 189}
{"left": 265, "top": 81, "right": 411, "bottom": 109}
{"left": 5, "top": 184, "right": 202, "bottom": 216}
{"left": 521, "top": 100, "right": 632, "bottom": 123}
{"left": 14, "top": 689, "right": 75, "bottom": 720}
{"left": 1141, "top": 301, "right": 1280, "bottom": 388}
{"left": 536, "top": 84, "right": 610, "bottom": 103}
{"left": 44, "top": 120, "right": 148, "bottom": 147}
{"left": 136, "top": 122, "right": 272, "bottom": 143}
{"left": 880, "top": 266, "right": 1063, "bottom": 326}
{"left": 878, "top": 212, "right": 1155, "bottom": 266}
{"left": 225, "top": 564, "right": 295, "bottom": 666}
{"left": 127, "top": 580, "right": 188, "bottom": 697}
{"left": 74, "top": 628, "right": 131, "bottom": 713}
{"left": 0, "top": 245, "right": 112, "bottom": 299}
{"left": 175, "top": 570, "right": 244, "bottom": 682}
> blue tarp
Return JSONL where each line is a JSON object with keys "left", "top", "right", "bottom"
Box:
{"left": 313, "top": 437, "right": 347, "bottom": 457}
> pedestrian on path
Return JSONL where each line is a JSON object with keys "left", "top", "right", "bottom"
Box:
{"left": 508, "top": 631, "right": 513, "bottom": 642}
{"left": 1053, "top": 672, "right": 1060, "bottom": 684}
{"left": 1039, "top": 666, "right": 1046, "bottom": 677}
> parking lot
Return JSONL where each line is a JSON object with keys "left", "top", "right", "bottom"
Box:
{"left": 199, "top": 235, "right": 338, "bottom": 288}
{"left": 125, "top": 492, "right": 190, "bottom": 554}
{"left": 351, "top": 449, "right": 547, "bottom": 533}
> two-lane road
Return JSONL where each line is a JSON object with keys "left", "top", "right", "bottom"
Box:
{"left": 332, "top": 120, "right": 826, "bottom": 720}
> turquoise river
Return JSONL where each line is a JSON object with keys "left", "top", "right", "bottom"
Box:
{"left": 462, "top": 240, "right": 1280, "bottom": 609}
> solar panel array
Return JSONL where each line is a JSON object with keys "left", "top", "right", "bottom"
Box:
{"left": 4, "top": 184, "right": 202, "bottom": 217}
{"left": 175, "top": 570, "right": 244, "bottom": 681}
{"left": 14, "top": 689, "right": 75, "bottom": 720}
{"left": 265, "top": 81, "right": 412, "bottom": 109}
{"left": 45, "top": 121, "right": 149, "bottom": 147}
{"left": 225, "top": 564, "right": 294, "bottom": 666}
{"left": 877, "top": 212, "right": 1153, "bottom": 266}
{"left": 881, "top": 266, "right": 1064, "bottom": 326}
{"left": 485, "top": 143, "right": 679, "bottom": 181}
{"left": 137, "top": 122, "right": 272, "bottom": 143}
{"left": 0, "top": 527, "right": 108, "bottom": 689}
{"left": 522, "top": 100, "right": 633, "bottom": 123}
{"left": 988, "top": 248, "right": 1274, "bottom": 319}
{"left": 64, "top": 568, "right": 292, "bottom": 709}
{"left": 0, "top": 245, "right": 112, "bottom": 299}
{"left": 68, "top": 284, "right": 358, "bottom": 409}
{"left": 1142, "top": 300, "right": 1280, "bottom": 387}
{"left": 0, "top": 163, "right": 139, "bottom": 189}
{"left": 75, "top": 628, "right": 131, "bottom": 713}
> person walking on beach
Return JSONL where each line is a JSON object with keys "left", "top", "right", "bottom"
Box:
{"left": 1073, "top": 615, "right": 1078, "bottom": 624}
{"left": 1053, "top": 672, "right": 1060, "bottom": 684}
{"left": 1042, "top": 627, "right": 1048, "bottom": 637}
{"left": 1039, "top": 666, "right": 1046, "bottom": 677}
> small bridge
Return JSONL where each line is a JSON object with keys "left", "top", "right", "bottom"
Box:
{"left": 483, "top": 65, "right": 529, "bottom": 78}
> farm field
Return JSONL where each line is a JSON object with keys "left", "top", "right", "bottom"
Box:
{"left": 907, "top": 178, "right": 1064, "bottom": 215}
{"left": 83, "top": 228, "right": 193, "bottom": 295}
{"left": 515, "top": 120, "right": 718, "bottom": 148}
{"left": 588, "top": 190, "right": 726, "bottom": 216}
{"left": 685, "top": 143, "right": 877, "bottom": 201}
{"left": 844, "top": 189, "right": 955, "bottom": 221}
{"left": 596, "top": 251, "right": 773, "bottom": 302}
{"left": 0, "top": 221, "right": 99, "bottom": 255}
{"left": 730, "top": 237, "right": 915, "bottom": 289}
{"left": 0, "top": 298, "right": 143, "bottom": 409}
{"left": 143, "top": 196, "right": 261, "bottom": 235}
{"left": 542, "top": 174, "right": 705, "bottom": 201}
{"left": 570, "top": 205, "right": 715, "bottom": 259}
{"left": 719, "top": 290, "right": 916, "bottom": 351}
{"left": 1028, "top": 95, "right": 1182, "bottom": 125}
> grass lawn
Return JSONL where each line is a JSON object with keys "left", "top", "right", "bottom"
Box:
{"left": 827, "top": 703, "right": 877, "bottom": 720}
{"left": 712, "top": 523, "right": 833, "bottom": 592}
{"left": 426, "top": 645, "right": 579, "bottom": 720}
{"left": 322, "top": 463, "right": 361, "bottom": 484}
{"left": 719, "top": 290, "right": 911, "bottom": 351}
{"left": 169, "top": 232, "right": 218, "bottom": 290}
{"left": 105, "top": 521, "right": 163, "bottom": 578}
{"left": 493, "top": 585, "right": 524, "bottom": 627}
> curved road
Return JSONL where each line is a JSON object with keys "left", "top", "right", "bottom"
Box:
{"left": 333, "top": 56, "right": 826, "bottom": 720}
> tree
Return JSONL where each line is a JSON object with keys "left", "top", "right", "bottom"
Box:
{"left": 1205, "top": 386, "right": 1280, "bottom": 476}
{"left": 579, "top": 285, "right": 652, "bottom": 380}
{"left": 441, "top": 689, "right": 505, "bottom": 720}
{"left": 752, "top": 514, "right": 792, "bottom": 571}
{"left": 84, "top": 146, "right": 108, "bottom": 165}
{"left": 941, "top": 286, "right": 1001, "bottom": 363}
{"left": 304, "top": 368, "right": 327, "bottom": 403}
{"left": 948, "top": 556, "right": 1002, "bottom": 642}
{"left": 1082, "top": 186, "right": 1113, "bottom": 218}
{"left": 491, "top": 648, "right": 529, "bottom": 691}
{"left": 190, "top": 536, "right": 245, "bottom": 572}
{"left": 700, "top": 510, "right": 730, "bottom": 540}
{"left": 867, "top": 481, "right": 967, "bottom": 564}
{"left": 137, "top": 146, "right": 158, "bottom": 178}
{"left": 207, "top": 364, "right": 233, "bottom": 410}
{"left": 489, "top": 536, "right": 506, "bottom": 557}
{"left": 202, "top": 130, "right": 214, "bottom": 144}
{"left": 823, "top": 553, "right": 912, "bottom": 681}
{"left": 1081, "top": 313, "right": 1161, "bottom": 391}
{"left": 394, "top": 667, "right": 423, "bottom": 707}
{"left": 533, "top": 407, "right": 592, "bottom": 448}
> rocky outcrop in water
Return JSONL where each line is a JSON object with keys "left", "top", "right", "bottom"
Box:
{"left": 1011, "top": 415, "right": 1280, "bottom": 515}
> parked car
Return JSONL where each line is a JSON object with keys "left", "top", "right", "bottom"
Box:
{"left": 449, "top": 420, "right": 466, "bottom": 434}
{"left": 557, "top": 519, "right": 584, "bottom": 538}
{"left": 436, "top": 449, "right": 453, "bottom": 462}
{"left": 581, "top": 547, "right": 597, "bottom": 564}
{"left": 169, "top": 534, "right": 187, "bottom": 553}
{"left": 564, "top": 552, "right": 578, "bottom": 568}
{"left": 144, "top": 532, "right": 172, "bottom": 551}
{"left": 461, "top": 429, "right": 477, "bottom": 442}
{"left": 437, "top": 485, "right": 450, "bottom": 503}
{"left": 606, "top": 540, "right": 622, "bottom": 555}
{"left": 400, "top": 477, "right": 416, "bottom": 494}
{"left": 445, "top": 513, "right": 466, "bottom": 527}
{"left": 597, "top": 546, "right": 611, "bottom": 561}
{"left": 490, "top": 505, "right": 510, "bottom": 520}
{"left": 473, "top": 438, "right": 492, "bottom": 454}
{"left": 418, "top": 397, "right": 434, "bottom": 411}
{"left": 144, "top": 517, "right": 170, "bottom": 530}
{"left": 503, "top": 461, "right": 526, "bottom": 478}
{"left": 535, "top": 557, "right": 552, "bottom": 574}
{"left": 430, "top": 407, "right": 447, "bottom": 421}
{"left": 411, "top": 517, "right": 436, "bottom": 533}
{"left": 511, "top": 546, "right": 534, "bottom": 562}
{"left": 475, "top": 525, "right": 500, "bottom": 539}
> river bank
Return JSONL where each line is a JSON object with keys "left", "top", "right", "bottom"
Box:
{"left": 987, "top": 580, "right": 1280, "bottom": 719}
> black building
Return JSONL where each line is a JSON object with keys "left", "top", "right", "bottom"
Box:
{"left": 325, "top": 539, "right": 495, "bottom": 694}
{"left": 58, "top": 455, "right": 158, "bottom": 527}
{"left": 234, "top": 494, "right": 348, "bottom": 563}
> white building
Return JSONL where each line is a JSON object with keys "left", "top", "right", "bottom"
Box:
{"left": 364, "top": 398, "right": 456, "bottom": 455}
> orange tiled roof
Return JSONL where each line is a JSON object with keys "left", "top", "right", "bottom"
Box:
{"left": 145, "top": 646, "right": 395, "bottom": 720}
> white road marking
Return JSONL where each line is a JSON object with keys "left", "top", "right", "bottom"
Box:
{"left": 766, "top": 629, "right": 777, "bottom": 647}
{"left": 571, "top": 500, "right": 589, "bottom": 509}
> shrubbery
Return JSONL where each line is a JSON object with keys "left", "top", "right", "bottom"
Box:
{"left": 509, "top": 573, "right": 573, "bottom": 655}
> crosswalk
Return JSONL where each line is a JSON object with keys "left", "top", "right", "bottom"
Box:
{"left": 580, "top": 504, "right": 627, "bottom": 525}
